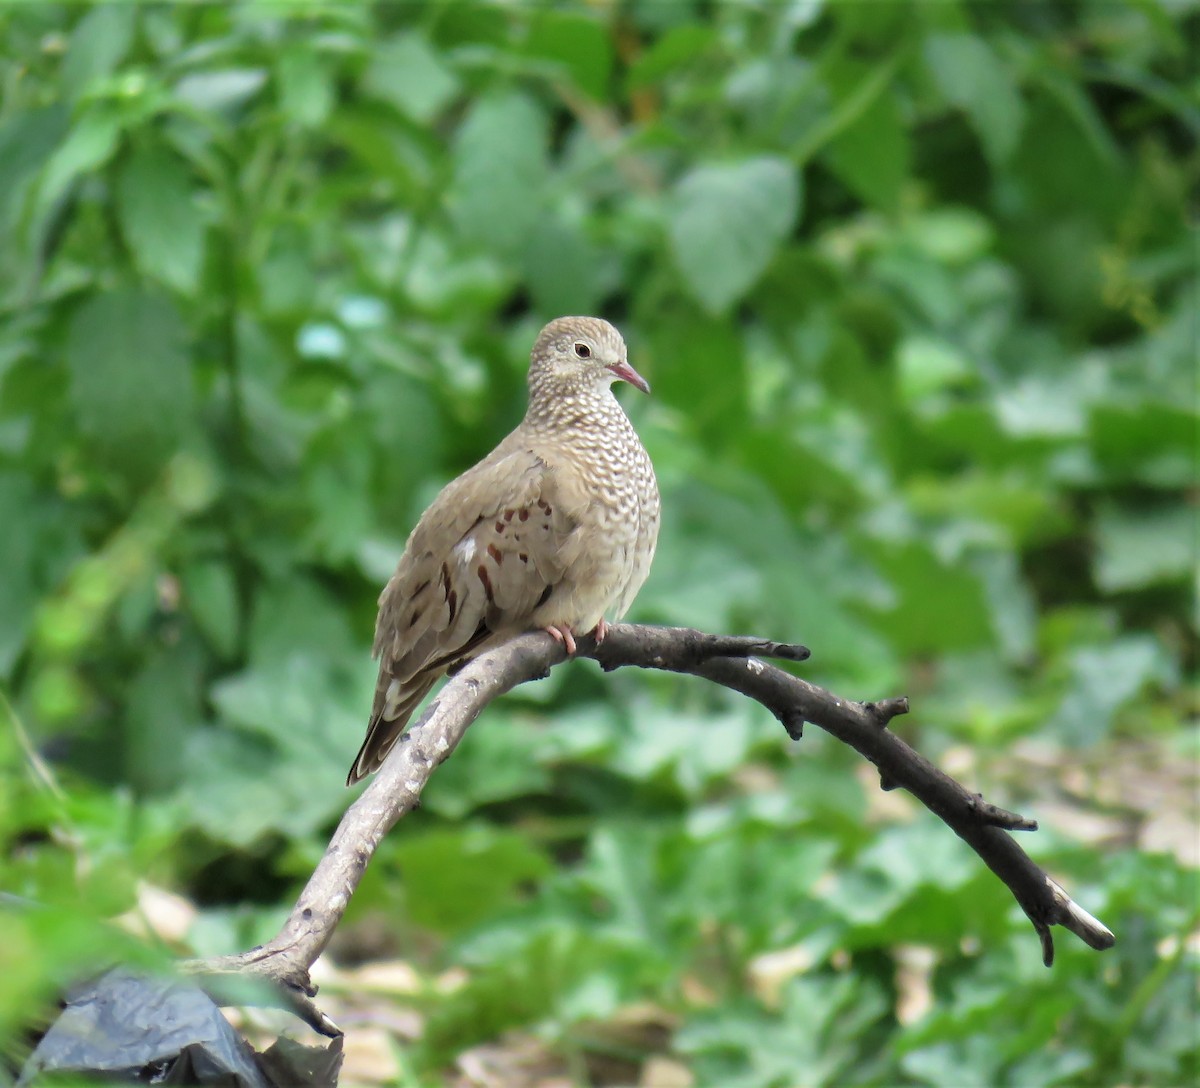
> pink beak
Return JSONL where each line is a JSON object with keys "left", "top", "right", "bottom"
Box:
{"left": 607, "top": 360, "right": 651, "bottom": 395}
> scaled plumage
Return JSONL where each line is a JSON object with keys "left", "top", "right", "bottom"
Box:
{"left": 347, "top": 317, "right": 660, "bottom": 784}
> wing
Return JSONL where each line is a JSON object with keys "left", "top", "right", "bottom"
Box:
{"left": 373, "top": 445, "right": 584, "bottom": 686}
{"left": 347, "top": 446, "right": 582, "bottom": 784}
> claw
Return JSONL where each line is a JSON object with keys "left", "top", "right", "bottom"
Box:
{"left": 593, "top": 618, "right": 608, "bottom": 644}
{"left": 544, "top": 624, "right": 577, "bottom": 655}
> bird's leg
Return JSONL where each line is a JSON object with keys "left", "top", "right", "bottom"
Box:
{"left": 544, "top": 624, "right": 577, "bottom": 655}
{"left": 593, "top": 618, "right": 609, "bottom": 644}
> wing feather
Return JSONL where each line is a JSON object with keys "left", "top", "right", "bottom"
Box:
{"left": 347, "top": 446, "right": 580, "bottom": 784}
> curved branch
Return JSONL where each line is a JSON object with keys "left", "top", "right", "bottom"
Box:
{"left": 187, "top": 623, "right": 1114, "bottom": 1035}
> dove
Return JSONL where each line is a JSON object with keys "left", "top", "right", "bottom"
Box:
{"left": 347, "top": 316, "right": 660, "bottom": 784}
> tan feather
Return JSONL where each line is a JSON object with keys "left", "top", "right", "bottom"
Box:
{"left": 347, "top": 317, "right": 660, "bottom": 785}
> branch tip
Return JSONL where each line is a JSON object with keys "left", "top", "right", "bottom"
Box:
{"left": 1036, "top": 921, "right": 1055, "bottom": 968}
{"left": 276, "top": 978, "right": 343, "bottom": 1036}
{"left": 1048, "top": 878, "right": 1116, "bottom": 951}
{"left": 772, "top": 642, "right": 811, "bottom": 662}
{"left": 866, "top": 697, "right": 909, "bottom": 726}
{"left": 781, "top": 711, "right": 805, "bottom": 740}
{"left": 285, "top": 985, "right": 343, "bottom": 1037}
{"left": 969, "top": 795, "right": 1038, "bottom": 832}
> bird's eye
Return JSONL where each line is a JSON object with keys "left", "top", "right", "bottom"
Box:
{"left": 573, "top": 342, "right": 591, "bottom": 359}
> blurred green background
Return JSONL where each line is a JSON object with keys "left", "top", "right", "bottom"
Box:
{"left": 0, "top": 2, "right": 1196, "bottom": 1086}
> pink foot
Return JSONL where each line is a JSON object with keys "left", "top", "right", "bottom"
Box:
{"left": 544, "top": 624, "right": 577, "bottom": 655}
{"left": 593, "top": 618, "right": 609, "bottom": 644}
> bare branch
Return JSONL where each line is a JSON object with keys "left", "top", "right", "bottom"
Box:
{"left": 187, "top": 623, "right": 1114, "bottom": 1032}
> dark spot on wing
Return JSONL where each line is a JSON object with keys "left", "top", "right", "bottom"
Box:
{"left": 536, "top": 584, "right": 554, "bottom": 608}
{"left": 478, "top": 565, "right": 495, "bottom": 604}
{"left": 487, "top": 543, "right": 503, "bottom": 565}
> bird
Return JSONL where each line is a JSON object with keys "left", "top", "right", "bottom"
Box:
{"left": 347, "top": 316, "right": 660, "bottom": 785}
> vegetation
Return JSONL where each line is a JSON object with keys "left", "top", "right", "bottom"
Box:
{"left": 1, "top": 2, "right": 1195, "bottom": 1085}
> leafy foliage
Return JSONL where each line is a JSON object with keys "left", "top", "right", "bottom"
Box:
{"left": 1, "top": 2, "right": 1195, "bottom": 1085}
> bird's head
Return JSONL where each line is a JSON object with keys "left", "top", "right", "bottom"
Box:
{"left": 529, "top": 316, "right": 650, "bottom": 399}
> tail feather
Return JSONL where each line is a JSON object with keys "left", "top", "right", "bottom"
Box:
{"left": 349, "top": 623, "right": 499, "bottom": 786}
{"left": 346, "top": 675, "right": 437, "bottom": 786}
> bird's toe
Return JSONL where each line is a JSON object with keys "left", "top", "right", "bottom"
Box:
{"left": 544, "top": 623, "right": 577, "bottom": 655}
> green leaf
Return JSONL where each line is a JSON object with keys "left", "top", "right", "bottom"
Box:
{"left": 924, "top": 33, "right": 1025, "bottom": 164}
{"left": 668, "top": 157, "right": 801, "bottom": 314}
{"left": 426, "top": 924, "right": 654, "bottom": 1060}
{"left": 362, "top": 32, "right": 459, "bottom": 123}
{"left": 522, "top": 10, "right": 613, "bottom": 100}
{"left": 636, "top": 515, "right": 760, "bottom": 634}
{"left": 583, "top": 826, "right": 665, "bottom": 944}
{"left": 624, "top": 706, "right": 756, "bottom": 796}
{"left": 174, "top": 68, "right": 268, "bottom": 112}
{"left": 993, "top": 373, "right": 1088, "bottom": 438}
{"left": 1089, "top": 403, "right": 1197, "bottom": 488}
{"left": 627, "top": 24, "right": 716, "bottom": 88}
{"left": 972, "top": 549, "right": 1037, "bottom": 661}
{"left": 209, "top": 657, "right": 351, "bottom": 750}
{"left": 256, "top": 223, "right": 316, "bottom": 316}
{"left": 181, "top": 560, "right": 240, "bottom": 660}
{"left": 302, "top": 442, "right": 375, "bottom": 564}
{"left": 421, "top": 714, "right": 551, "bottom": 819}
{"left": 644, "top": 306, "right": 746, "bottom": 431}
{"left": 61, "top": 4, "right": 136, "bottom": 100}
{"left": 860, "top": 538, "right": 993, "bottom": 656}
{"left": 897, "top": 336, "right": 974, "bottom": 402}
{"left": 1048, "top": 636, "right": 1176, "bottom": 744}
{"left": 679, "top": 975, "right": 889, "bottom": 1088}
{"left": 275, "top": 46, "right": 334, "bottom": 128}
{"left": 116, "top": 143, "right": 206, "bottom": 294}
{"left": 0, "top": 476, "right": 81, "bottom": 677}
{"left": 388, "top": 825, "right": 551, "bottom": 935}
{"left": 823, "top": 64, "right": 910, "bottom": 211}
{"left": 521, "top": 207, "right": 611, "bottom": 317}
{"left": 0, "top": 483, "right": 39, "bottom": 676}
{"left": 905, "top": 208, "right": 995, "bottom": 265}
{"left": 65, "top": 287, "right": 194, "bottom": 476}
{"left": 404, "top": 229, "right": 509, "bottom": 314}
{"left": 35, "top": 107, "right": 122, "bottom": 222}
{"left": 0, "top": 105, "right": 69, "bottom": 234}
{"left": 871, "top": 247, "right": 960, "bottom": 328}
{"left": 904, "top": 472, "right": 1062, "bottom": 548}
{"left": 1094, "top": 504, "right": 1196, "bottom": 593}
{"left": 247, "top": 577, "right": 358, "bottom": 669}
{"left": 448, "top": 91, "right": 548, "bottom": 257}
{"left": 124, "top": 641, "right": 206, "bottom": 791}
{"left": 677, "top": 825, "right": 842, "bottom": 943}
{"left": 177, "top": 655, "right": 364, "bottom": 845}
{"left": 902, "top": 1037, "right": 1008, "bottom": 1088}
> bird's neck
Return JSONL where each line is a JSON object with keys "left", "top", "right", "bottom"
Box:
{"left": 524, "top": 382, "right": 628, "bottom": 437}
